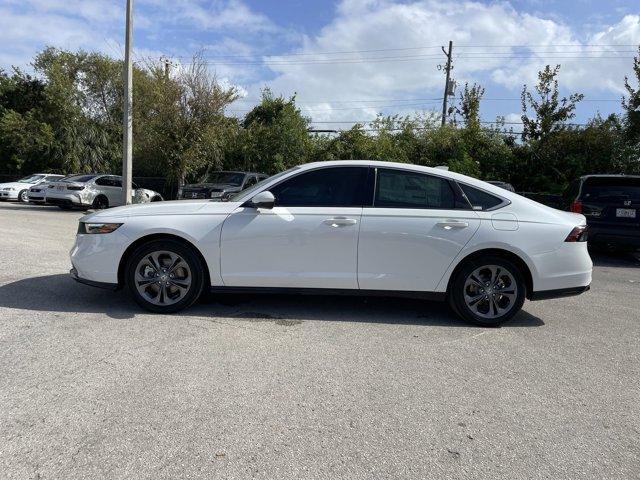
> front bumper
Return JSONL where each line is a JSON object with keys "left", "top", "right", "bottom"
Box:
{"left": 70, "top": 230, "right": 128, "bottom": 285}
{"left": 70, "top": 267, "right": 118, "bottom": 290}
{"left": 0, "top": 191, "right": 19, "bottom": 200}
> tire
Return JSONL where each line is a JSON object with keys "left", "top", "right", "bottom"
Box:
{"left": 18, "top": 190, "right": 29, "bottom": 203}
{"left": 92, "top": 195, "right": 109, "bottom": 210}
{"left": 448, "top": 255, "right": 526, "bottom": 327}
{"left": 150, "top": 196, "right": 162, "bottom": 202}
{"left": 126, "top": 239, "right": 205, "bottom": 313}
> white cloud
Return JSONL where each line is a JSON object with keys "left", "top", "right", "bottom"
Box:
{"left": 247, "top": 1, "right": 639, "bottom": 124}
{"left": 0, "top": 0, "right": 276, "bottom": 73}
{"left": 139, "top": 0, "right": 276, "bottom": 33}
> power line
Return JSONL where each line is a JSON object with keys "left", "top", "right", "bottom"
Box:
{"left": 195, "top": 53, "right": 635, "bottom": 66}
{"left": 230, "top": 96, "right": 620, "bottom": 105}
{"left": 307, "top": 119, "right": 590, "bottom": 126}
{"left": 227, "top": 101, "right": 444, "bottom": 113}
{"left": 168, "top": 43, "right": 639, "bottom": 60}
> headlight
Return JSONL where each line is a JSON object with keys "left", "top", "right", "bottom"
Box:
{"left": 77, "top": 223, "right": 123, "bottom": 234}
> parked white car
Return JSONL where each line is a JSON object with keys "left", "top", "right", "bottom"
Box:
{"left": 0, "top": 174, "right": 64, "bottom": 203}
{"left": 46, "top": 174, "right": 163, "bottom": 210}
{"left": 69, "top": 160, "right": 592, "bottom": 326}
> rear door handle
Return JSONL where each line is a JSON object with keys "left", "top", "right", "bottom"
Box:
{"left": 437, "top": 220, "right": 469, "bottom": 230}
{"left": 323, "top": 217, "right": 358, "bottom": 227}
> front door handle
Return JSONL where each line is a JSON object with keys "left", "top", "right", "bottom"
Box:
{"left": 323, "top": 217, "right": 358, "bottom": 227}
{"left": 437, "top": 220, "right": 469, "bottom": 230}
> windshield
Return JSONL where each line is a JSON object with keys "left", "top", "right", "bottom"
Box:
{"left": 205, "top": 172, "right": 245, "bottom": 186}
{"left": 583, "top": 177, "right": 640, "bottom": 202}
{"left": 18, "top": 175, "right": 45, "bottom": 183}
{"left": 228, "top": 167, "right": 298, "bottom": 202}
{"left": 62, "top": 174, "right": 98, "bottom": 183}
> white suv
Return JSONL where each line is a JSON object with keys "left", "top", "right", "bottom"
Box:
{"left": 46, "top": 174, "right": 163, "bottom": 210}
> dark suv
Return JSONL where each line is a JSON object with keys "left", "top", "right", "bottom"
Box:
{"left": 564, "top": 175, "right": 640, "bottom": 249}
{"left": 178, "top": 171, "right": 268, "bottom": 201}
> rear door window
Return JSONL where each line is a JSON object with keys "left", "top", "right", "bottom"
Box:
{"left": 375, "top": 169, "right": 456, "bottom": 209}
{"left": 95, "top": 176, "right": 112, "bottom": 187}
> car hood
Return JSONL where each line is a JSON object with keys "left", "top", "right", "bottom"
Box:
{"left": 82, "top": 199, "right": 241, "bottom": 221}
{"left": 0, "top": 182, "right": 34, "bottom": 189}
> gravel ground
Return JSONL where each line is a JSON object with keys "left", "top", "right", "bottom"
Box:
{"left": 0, "top": 202, "right": 638, "bottom": 479}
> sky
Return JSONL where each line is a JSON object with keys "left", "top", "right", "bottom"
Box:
{"left": 1, "top": 0, "right": 639, "bottom": 132}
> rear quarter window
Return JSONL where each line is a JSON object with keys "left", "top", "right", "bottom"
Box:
{"left": 459, "top": 184, "right": 504, "bottom": 211}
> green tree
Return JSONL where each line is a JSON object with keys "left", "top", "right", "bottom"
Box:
{"left": 455, "top": 82, "right": 485, "bottom": 132}
{"left": 239, "top": 89, "right": 311, "bottom": 173}
{"left": 521, "top": 65, "right": 584, "bottom": 141}
{"left": 622, "top": 46, "right": 640, "bottom": 144}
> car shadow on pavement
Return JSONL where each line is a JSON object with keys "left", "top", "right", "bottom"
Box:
{"left": 0, "top": 274, "right": 544, "bottom": 328}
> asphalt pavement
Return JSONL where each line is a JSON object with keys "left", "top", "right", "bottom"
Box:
{"left": 0, "top": 202, "right": 638, "bottom": 479}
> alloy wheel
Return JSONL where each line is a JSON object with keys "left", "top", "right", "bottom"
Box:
{"left": 463, "top": 265, "right": 518, "bottom": 320}
{"left": 134, "top": 251, "right": 192, "bottom": 306}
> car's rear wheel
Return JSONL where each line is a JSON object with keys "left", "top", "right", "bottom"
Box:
{"left": 92, "top": 195, "right": 109, "bottom": 210}
{"left": 449, "top": 256, "right": 526, "bottom": 327}
{"left": 126, "top": 240, "right": 205, "bottom": 313}
{"left": 18, "top": 190, "right": 29, "bottom": 203}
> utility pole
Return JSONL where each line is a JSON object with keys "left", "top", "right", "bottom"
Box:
{"left": 163, "top": 57, "right": 171, "bottom": 78}
{"left": 122, "top": 0, "right": 133, "bottom": 205}
{"left": 440, "top": 40, "right": 453, "bottom": 127}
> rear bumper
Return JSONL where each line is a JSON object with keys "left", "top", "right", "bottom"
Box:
{"left": 588, "top": 225, "right": 640, "bottom": 248}
{"left": 530, "top": 285, "right": 590, "bottom": 301}
{"left": 46, "top": 197, "right": 88, "bottom": 208}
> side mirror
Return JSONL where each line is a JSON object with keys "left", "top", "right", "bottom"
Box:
{"left": 250, "top": 191, "right": 275, "bottom": 209}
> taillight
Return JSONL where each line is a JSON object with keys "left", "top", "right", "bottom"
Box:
{"left": 570, "top": 201, "right": 582, "bottom": 213}
{"left": 565, "top": 225, "right": 588, "bottom": 242}
{"left": 67, "top": 185, "right": 84, "bottom": 191}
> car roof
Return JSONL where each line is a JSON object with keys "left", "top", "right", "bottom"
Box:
{"left": 580, "top": 174, "right": 640, "bottom": 180}
{"left": 214, "top": 171, "right": 265, "bottom": 175}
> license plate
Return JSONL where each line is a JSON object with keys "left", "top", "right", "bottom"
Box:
{"left": 616, "top": 208, "right": 636, "bottom": 218}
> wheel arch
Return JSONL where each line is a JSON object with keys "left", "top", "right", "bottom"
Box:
{"left": 445, "top": 248, "right": 534, "bottom": 300}
{"left": 92, "top": 194, "right": 109, "bottom": 208}
{"left": 117, "top": 233, "right": 211, "bottom": 289}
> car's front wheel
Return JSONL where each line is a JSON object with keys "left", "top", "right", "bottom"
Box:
{"left": 126, "top": 239, "right": 205, "bottom": 313}
{"left": 449, "top": 256, "right": 526, "bottom": 327}
{"left": 18, "top": 190, "right": 29, "bottom": 203}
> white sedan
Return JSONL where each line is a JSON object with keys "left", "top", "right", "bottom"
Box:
{"left": 0, "top": 174, "right": 64, "bottom": 203}
{"left": 47, "top": 174, "right": 163, "bottom": 209}
{"left": 69, "top": 161, "right": 592, "bottom": 326}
